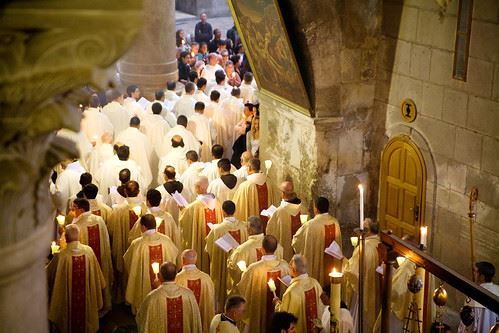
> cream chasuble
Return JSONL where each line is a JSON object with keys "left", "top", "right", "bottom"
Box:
{"left": 179, "top": 194, "right": 223, "bottom": 273}
{"left": 232, "top": 172, "right": 278, "bottom": 229}
{"left": 48, "top": 242, "right": 106, "bottom": 333}
{"left": 276, "top": 274, "right": 325, "bottom": 333}
{"left": 200, "top": 159, "right": 237, "bottom": 183}
{"left": 205, "top": 217, "right": 248, "bottom": 310}
{"left": 156, "top": 182, "right": 194, "bottom": 226}
{"left": 292, "top": 213, "right": 342, "bottom": 287}
{"left": 207, "top": 176, "right": 241, "bottom": 203}
{"left": 218, "top": 96, "right": 243, "bottom": 157}
{"left": 237, "top": 256, "right": 290, "bottom": 333}
{"left": 187, "top": 113, "right": 215, "bottom": 162}
{"left": 160, "top": 124, "right": 201, "bottom": 158}
{"left": 343, "top": 235, "right": 381, "bottom": 333}
{"left": 136, "top": 282, "right": 202, "bottom": 333}
{"left": 95, "top": 157, "right": 145, "bottom": 197}
{"left": 124, "top": 230, "right": 179, "bottom": 314}
{"left": 128, "top": 207, "right": 181, "bottom": 250}
{"left": 266, "top": 200, "right": 303, "bottom": 261}
{"left": 87, "top": 198, "right": 112, "bottom": 225}
{"left": 175, "top": 264, "right": 216, "bottom": 333}
{"left": 72, "top": 212, "right": 113, "bottom": 314}
{"left": 178, "top": 161, "right": 205, "bottom": 200}
{"left": 226, "top": 233, "right": 284, "bottom": 294}
{"left": 107, "top": 197, "right": 147, "bottom": 303}
{"left": 209, "top": 314, "right": 240, "bottom": 333}
{"left": 102, "top": 100, "right": 131, "bottom": 136}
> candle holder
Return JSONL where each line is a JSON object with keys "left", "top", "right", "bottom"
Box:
{"left": 354, "top": 228, "right": 368, "bottom": 333}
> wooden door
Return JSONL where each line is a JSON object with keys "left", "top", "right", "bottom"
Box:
{"left": 379, "top": 136, "right": 426, "bottom": 237}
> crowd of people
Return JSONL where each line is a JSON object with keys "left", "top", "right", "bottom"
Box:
{"left": 45, "top": 13, "right": 498, "bottom": 333}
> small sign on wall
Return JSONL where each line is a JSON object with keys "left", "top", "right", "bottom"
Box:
{"left": 400, "top": 99, "right": 417, "bottom": 123}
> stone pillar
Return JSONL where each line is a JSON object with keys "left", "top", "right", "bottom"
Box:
{"left": 0, "top": 1, "right": 142, "bottom": 332}
{"left": 118, "top": 0, "right": 178, "bottom": 98}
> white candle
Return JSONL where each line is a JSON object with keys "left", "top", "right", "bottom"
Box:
{"left": 300, "top": 214, "right": 308, "bottom": 224}
{"left": 155, "top": 217, "right": 162, "bottom": 228}
{"left": 396, "top": 256, "right": 407, "bottom": 267}
{"left": 56, "top": 215, "right": 65, "bottom": 226}
{"left": 237, "top": 260, "right": 247, "bottom": 272}
{"left": 329, "top": 267, "right": 343, "bottom": 279}
{"left": 350, "top": 236, "right": 359, "bottom": 247}
{"left": 151, "top": 262, "right": 160, "bottom": 275}
{"left": 51, "top": 241, "right": 60, "bottom": 255}
{"left": 267, "top": 278, "right": 277, "bottom": 297}
{"left": 420, "top": 226, "right": 428, "bottom": 247}
{"left": 358, "top": 184, "right": 364, "bottom": 230}
{"left": 132, "top": 206, "right": 141, "bottom": 216}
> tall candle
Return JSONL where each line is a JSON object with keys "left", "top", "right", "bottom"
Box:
{"left": 329, "top": 268, "right": 343, "bottom": 331}
{"left": 420, "top": 226, "right": 428, "bottom": 247}
{"left": 358, "top": 184, "right": 364, "bottom": 230}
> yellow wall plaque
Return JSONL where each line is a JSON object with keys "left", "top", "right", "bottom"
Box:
{"left": 400, "top": 99, "right": 417, "bottom": 123}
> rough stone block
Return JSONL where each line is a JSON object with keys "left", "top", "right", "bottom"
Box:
{"left": 421, "top": 82, "right": 444, "bottom": 119}
{"left": 494, "top": 65, "right": 499, "bottom": 102}
{"left": 473, "top": 0, "right": 499, "bottom": 23}
{"left": 467, "top": 96, "right": 499, "bottom": 138}
{"left": 465, "top": 168, "right": 499, "bottom": 208}
{"left": 434, "top": 153, "right": 450, "bottom": 188}
{"left": 454, "top": 128, "right": 482, "bottom": 169}
{"left": 482, "top": 136, "right": 499, "bottom": 176}
{"left": 340, "top": 83, "right": 376, "bottom": 112}
{"left": 447, "top": 160, "right": 467, "bottom": 193}
{"left": 398, "top": 5, "right": 419, "bottom": 42}
{"left": 410, "top": 44, "right": 431, "bottom": 80}
{"left": 442, "top": 88, "right": 468, "bottom": 127}
{"left": 393, "top": 40, "right": 411, "bottom": 75}
{"left": 476, "top": 201, "right": 499, "bottom": 234}
{"left": 340, "top": 49, "right": 361, "bottom": 82}
{"left": 457, "top": 57, "right": 494, "bottom": 98}
{"left": 417, "top": 10, "right": 456, "bottom": 51}
{"left": 337, "top": 129, "right": 364, "bottom": 175}
{"left": 413, "top": 116, "right": 456, "bottom": 159}
{"left": 469, "top": 21, "right": 499, "bottom": 63}
{"left": 429, "top": 49, "right": 453, "bottom": 86}
{"left": 436, "top": 185, "right": 450, "bottom": 209}
{"left": 448, "top": 190, "right": 471, "bottom": 217}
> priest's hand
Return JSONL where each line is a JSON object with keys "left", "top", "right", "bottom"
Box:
{"left": 272, "top": 296, "right": 281, "bottom": 305}
{"left": 152, "top": 277, "right": 161, "bottom": 289}
{"left": 320, "top": 292, "right": 329, "bottom": 306}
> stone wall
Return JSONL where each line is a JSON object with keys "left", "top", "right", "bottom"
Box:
{"left": 377, "top": 0, "right": 499, "bottom": 306}
{"left": 175, "top": 0, "right": 230, "bottom": 17}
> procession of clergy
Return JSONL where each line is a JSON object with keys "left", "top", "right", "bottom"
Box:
{"left": 45, "top": 65, "right": 498, "bottom": 332}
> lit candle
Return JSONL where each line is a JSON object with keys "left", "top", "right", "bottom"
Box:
{"left": 350, "top": 236, "right": 359, "bottom": 247}
{"left": 358, "top": 184, "right": 364, "bottom": 230}
{"left": 151, "top": 262, "right": 160, "bottom": 275}
{"left": 420, "top": 226, "right": 428, "bottom": 247}
{"left": 56, "top": 214, "right": 65, "bottom": 226}
{"left": 236, "top": 260, "right": 247, "bottom": 272}
{"left": 155, "top": 217, "right": 162, "bottom": 228}
{"left": 396, "top": 256, "right": 406, "bottom": 267}
{"left": 300, "top": 214, "right": 308, "bottom": 224}
{"left": 264, "top": 160, "right": 272, "bottom": 170}
{"left": 329, "top": 268, "right": 343, "bottom": 330}
{"left": 132, "top": 206, "right": 141, "bottom": 216}
{"left": 191, "top": 52, "right": 195, "bottom": 57}
{"left": 267, "top": 278, "right": 277, "bottom": 297}
{"left": 51, "top": 241, "right": 60, "bottom": 255}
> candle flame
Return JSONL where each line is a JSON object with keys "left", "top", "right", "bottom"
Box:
{"left": 300, "top": 214, "right": 308, "bottom": 224}
{"left": 132, "top": 206, "right": 141, "bottom": 216}
{"left": 151, "top": 262, "right": 160, "bottom": 274}
{"left": 358, "top": 184, "right": 364, "bottom": 191}
{"left": 237, "top": 260, "right": 247, "bottom": 272}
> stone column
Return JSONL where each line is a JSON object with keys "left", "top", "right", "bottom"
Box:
{"left": 118, "top": 0, "right": 178, "bottom": 98}
{"left": 0, "top": 1, "right": 142, "bottom": 332}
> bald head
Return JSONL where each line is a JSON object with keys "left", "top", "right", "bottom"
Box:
{"left": 171, "top": 135, "right": 184, "bottom": 148}
{"left": 241, "top": 151, "right": 252, "bottom": 165}
{"left": 194, "top": 176, "right": 209, "bottom": 194}
{"left": 65, "top": 224, "right": 80, "bottom": 243}
{"left": 182, "top": 249, "right": 198, "bottom": 266}
{"left": 125, "top": 180, "right": 140, "bottom": 197}
{"left": 247, "top": 216, "right": 263, "bottom": 235}
{"left": 160, "top": 262, "right": 177, "bottom": 282}
{"left": 262, "top": 235, "right": 278, "bottom": 255}
{"left": 279, "top": 181, "right": 294, "bottom": 199}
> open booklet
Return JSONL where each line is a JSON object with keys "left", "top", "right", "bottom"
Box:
{"left": 260, "top": 205, "right": 277, "bottom": 217}
{"left": 137, "top": 97, "right": 151, "bottom": 110}
{"left": 172, "top": 191, "right": 189, "bottom": 207}
{"left": 277, "top": 275, "right": 293, "bottom": 287}
{"left": 324, "top": 240, "right": 344, "bottom": 260}
{"left": 215, "top": 233, "right": 240, "bottom": 253}
{"left": 198, "top": 195, "right": 217, "bottom": 210}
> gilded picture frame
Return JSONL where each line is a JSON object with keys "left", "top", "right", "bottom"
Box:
{"left": 227, "top": 0, "right": 311, "bottom": 114}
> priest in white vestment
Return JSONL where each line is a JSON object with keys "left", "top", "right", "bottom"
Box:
{"left": 142, "top": 102, "right": 171, "bottom": 158}
{"left": 164, "top": 80, "right": 180, "bottom": 103}
{"left": 102, "top": 89, "right": 131, "bottom": 136}
{"left": 179, "top": 150, "right": 206, "bottom": 198}
{"left": 156, "top": 165, "right": 194, "bottom": 225}
{"left": 160, "top": 115, "right": 201, "bottom": 157}
{"left": 200, "top": 145, "right": 237, "bottom": 182}
{"left": 207, "top": 72, "right": 230, "bottom": 101}
{"left": 157, "top": 135, "right": 188, "bottom": 184}
{"left": 87, "top": 132, "right": 115, "bottom": 177}
{"left": 56, "top": 128, "right": 93, "bottom": 172}
{"left": 207, "top": 158, "right": 241, "bottom": 203}
{"left": 80, "top": 94, "right": 114, "bottom": 144}
{"left": 54, "top": 159, "right": 85, "bottom": 214}
{"left": 194, "top": 78, "right": 211, "bottom": 105}
{"left": 240, "top": 72, "right": 259, "bottom": 104}
{"left": 219, "top": 88, "right": 244, "bottom": 157}
{"left": 188, "top": 102, "right": 216, "bottom": 162}
{"left": 123, "top": 85, "right": 146, "bottom": 120}
{"left": 174, "top": 82, "right": 197, "bottom": 119}
{"left": 115, "top": 117, "right": 153, "bottom": 189}
{"left": 201, "top": 53, "right": 224, "bottom": 83}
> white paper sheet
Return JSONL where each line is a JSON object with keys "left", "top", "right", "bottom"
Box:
{"left": 278, "top": 275, "right": 292, "bottom": 287}
{"left": 215, "top": 233, "right": 240, "bottom": 252}
{"left": 137, "top": 97, "right": 151, "bottom": 110}
{"left": 376, "top": 265, "right": 384, "bottom": 275}
{"left": 260, "top": 205, "right": 277, "bottom": 217}
{"left": 324, "top": 240, "right": 344, "bottom": 259}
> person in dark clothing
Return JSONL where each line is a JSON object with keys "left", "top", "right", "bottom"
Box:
{"left": 177, "top": 51, "right": 191, "bottom": 83}
{"left": 194, "top": 13, "right": 212, "bottom": 44}
{"left": 208, "top": 28, "right": 222, "bottom": 53}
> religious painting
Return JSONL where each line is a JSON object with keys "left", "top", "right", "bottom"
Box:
{"left": 227, "top": 0, "right": 310, "bottom": 112}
